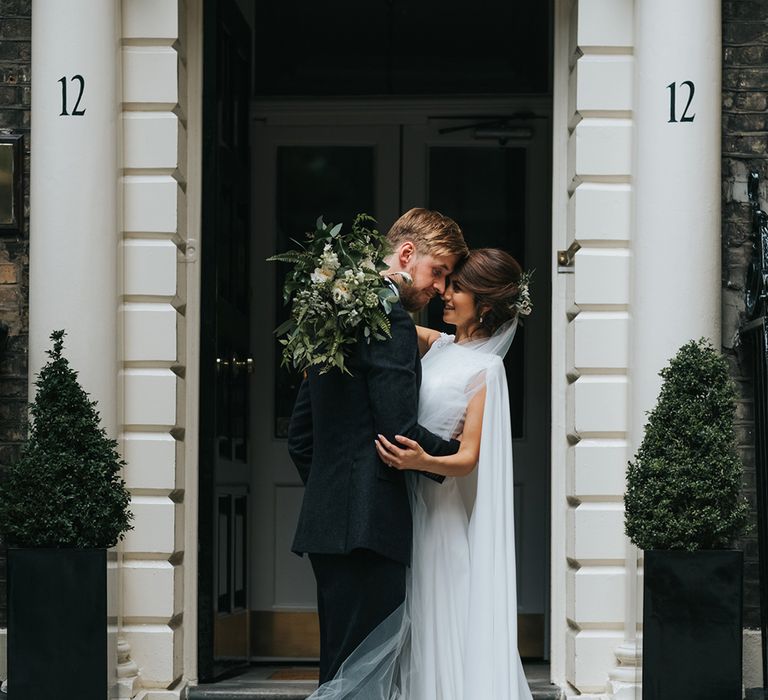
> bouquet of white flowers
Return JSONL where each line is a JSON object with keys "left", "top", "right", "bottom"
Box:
{"left": 268, "top": 214, "right": 398, "bottom": 375}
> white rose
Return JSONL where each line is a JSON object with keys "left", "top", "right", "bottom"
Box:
{"left": 361, "top": 258, "right": 376, "bottom": 271}
{"left": 310, "top": 267, "right": 334, "bottom": 285}
{"left": 332, "top": 280, "right": 352, "bottom": 304}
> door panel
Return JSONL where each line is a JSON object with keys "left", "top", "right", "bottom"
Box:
{"left": 274, "top": 486, "right": 316, "bottom": 607}
{"left": 402, "top": 118, "right": 551, "bottom": 656}
{"left": 250, "top": 125, "right": 400, "bottom": 655}
{"left": 199, "top": 0, "right": 252, "bottom": 680}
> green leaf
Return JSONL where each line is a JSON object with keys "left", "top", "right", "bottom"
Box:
{"left": 378, "top": 288, "right": 398, "bottom": 304}
{"left": 267, "top": 251, "right": 305, "bottom": 264}
{"left": 329, "top": 223, "right": 343, "bottom": 238}
{"left": 274, "top": 318, "right": 295, "bottom": 336}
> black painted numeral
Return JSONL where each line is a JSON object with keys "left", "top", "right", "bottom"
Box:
{"left": 58, "top": 75, "right": 86, "bottom": 116}
{"left": 667, "top": 81, "right": 695, "bottom": 123}
{"left": 679, "top": 80, "right": 695, "bottom": 122}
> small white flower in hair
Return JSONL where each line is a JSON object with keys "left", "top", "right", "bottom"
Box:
{"left": 510, "top": 271, "right": 534, "bottom": 317}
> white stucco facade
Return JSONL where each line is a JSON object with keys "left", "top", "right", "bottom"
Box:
{"left": 553, "top": 1, "right": 635, "bottom": 693}
{"left": 22, "top": 0, "right": 728, "bottom": 698}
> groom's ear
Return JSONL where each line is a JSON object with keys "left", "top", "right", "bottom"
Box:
{"left": 397, "top": 241, "right": 416, "bottom": 267}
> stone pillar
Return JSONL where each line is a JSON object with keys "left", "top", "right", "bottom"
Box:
{"left": 29, "top": 2, "right": 126, "bottom": 696}
{"left": 29, "top": 0, "right": 119, "bottom": 433}
{"left": 609, "top": 1, "right": 722, "bottom": 697}
{"left": 631, "top": 0, "right": 721, "bottom": 407}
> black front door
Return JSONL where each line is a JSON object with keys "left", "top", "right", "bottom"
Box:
{"left": 199, "top": 0, "right": 252, "bottom": 681}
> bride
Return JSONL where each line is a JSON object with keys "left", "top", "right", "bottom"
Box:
{"left": 309, "top": 248, "right": 533, "bottom": 700}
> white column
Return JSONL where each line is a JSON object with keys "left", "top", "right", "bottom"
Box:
{"left": 632, "top": 0, "right": 721, "bottom": 403}
{"left": 610, "top": 2, "right": 722, "bottom": 697}
{"left": 29, "top": 0, "right": 120, "bottom": 436}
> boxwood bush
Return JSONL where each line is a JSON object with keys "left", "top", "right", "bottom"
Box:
{"left": 0, "top": 330, "right": 132, "bottom": 548}
{"left": 625, "top": 338, "right": 749, "bottom": 551}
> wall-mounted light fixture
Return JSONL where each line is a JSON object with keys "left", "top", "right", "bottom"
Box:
{"left": 0, "top": 132, "right": 24, "bottom": 235}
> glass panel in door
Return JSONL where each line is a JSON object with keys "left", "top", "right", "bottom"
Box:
{"left": 274, "top": 146, "right": 377, "bottom": 437}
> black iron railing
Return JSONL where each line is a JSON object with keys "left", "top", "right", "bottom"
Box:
{"left": 741, "top": 170, "right": 768, "bottom": 689}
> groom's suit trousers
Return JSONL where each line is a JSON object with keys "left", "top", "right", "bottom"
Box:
{"left": 309, "top": 549, "right": 405, "bottom": 685}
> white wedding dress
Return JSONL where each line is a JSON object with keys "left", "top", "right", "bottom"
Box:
{"left": 309, "top": 320, "right": 533, "bottom": 700}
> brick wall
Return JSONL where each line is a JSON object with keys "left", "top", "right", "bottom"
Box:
{"left": 0, "top": 0, "right": 32, "bottom": 628}
{"left": 722, "top": 0, "right": 768, "bottom": 630}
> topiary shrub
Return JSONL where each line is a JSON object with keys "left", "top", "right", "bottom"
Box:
{"left": 624, "top": 338, "right": 749, "bottom": 551}
{"left": 0, "top": 330, "right": 133, "bottom": 548}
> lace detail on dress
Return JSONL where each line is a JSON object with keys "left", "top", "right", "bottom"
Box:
{"left": 426, "top": 332, "right": 455, "bottom": 355}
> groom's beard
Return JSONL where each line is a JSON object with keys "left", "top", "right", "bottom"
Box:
{"left": 397, "top": 283, "right": 435, "bottom": 312}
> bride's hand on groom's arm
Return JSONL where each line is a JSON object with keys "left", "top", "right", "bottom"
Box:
{"left": 375, "top": 433, "right": 431, "bottom": 471}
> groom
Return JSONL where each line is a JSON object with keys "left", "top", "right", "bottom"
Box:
{"left": 288, "top": 208, "right": 469, "bottom": 684}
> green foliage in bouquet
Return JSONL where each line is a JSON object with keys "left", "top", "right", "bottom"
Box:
{"left": 624, "top": 338, "right": 749, "bottom": 551}
{"left": 0, "top": 330, "right": 133, "bottom": 548}
{"left": 268, "top": 213, "right": 398, "bottom": 375}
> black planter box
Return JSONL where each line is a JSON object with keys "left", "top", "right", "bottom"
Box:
{"left": 642, "top": 549, "right": 743, "bottom": 700}
{"left": 8, "top": 548, "right": 108, "bottom": 700}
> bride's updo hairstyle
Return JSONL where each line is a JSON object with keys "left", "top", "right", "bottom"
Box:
{"left": 450, "top": 248, "right": 523, "bottom": 336}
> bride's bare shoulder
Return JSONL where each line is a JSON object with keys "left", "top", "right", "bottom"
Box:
{"left": 415, "top": 325, "right": 442, "bottom": 356}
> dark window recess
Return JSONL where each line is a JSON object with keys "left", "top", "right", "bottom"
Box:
{"left": 253, "top": 1, "right": 550, "bottom": 96}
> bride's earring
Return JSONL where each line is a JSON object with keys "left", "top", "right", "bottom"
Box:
{"left": 479, "top": 315, "right": 484, "bottom": 325}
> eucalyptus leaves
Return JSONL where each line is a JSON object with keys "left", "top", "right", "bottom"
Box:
{"left": 269, "top": 214, "right": 397, "bottom": 375}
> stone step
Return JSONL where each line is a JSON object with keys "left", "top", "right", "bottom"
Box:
{"left": 188, "top": 680, "right": 316, "bottom": 699}
{"left": 746, "top": 690, "right": 768, "bottom": 700}
{"left": 188, "top": 682, "right": 562, "bottom": 700}
{"left": 187, "top": 664, "right": 563, "bottom": 700}
{"left": 531, "top": 684, "right": 563, "bottom": 700}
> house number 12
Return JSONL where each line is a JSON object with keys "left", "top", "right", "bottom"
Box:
{"left": 58, "top": 75, "right": 86, "bottom": 116}
{"left": 667, "top": 81, "right": 695, "bottom": 123}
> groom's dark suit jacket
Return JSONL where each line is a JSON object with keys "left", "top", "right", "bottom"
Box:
{"left": 288, "top": 299, "right": 460, "bottom": 566}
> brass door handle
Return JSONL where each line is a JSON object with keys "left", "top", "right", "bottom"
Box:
{"left": 557, "top": 241, "right": 581, "bottom": 272}
{"left": 217, "top": 356, "right": 254, "bottom": 375}
{"left": 233, "top": 358, "right": 254, "bottom": 375}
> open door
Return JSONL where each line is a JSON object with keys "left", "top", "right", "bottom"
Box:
{"left": 199, "top": 0, "right": 252, "bottom": 681}
{"left": 246, "top": 106, "right": 551, "bottom": 661}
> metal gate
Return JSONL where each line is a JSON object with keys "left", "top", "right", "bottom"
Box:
{"left": 740, "top": 170, "right": 768, "bottom": 689}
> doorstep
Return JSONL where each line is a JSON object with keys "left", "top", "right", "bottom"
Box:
{"left": 186, "top": 662, "right": 562, "bottom": 699}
